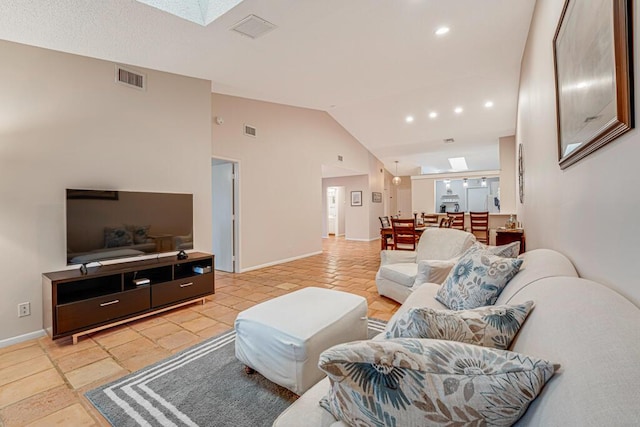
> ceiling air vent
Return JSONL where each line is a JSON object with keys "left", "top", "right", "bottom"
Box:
{"left": 230, "top": 15, "right": 276, "bottom": 39}
{"left": 115, "top": 66, "right": 146, "bottom": 90}
{"left": 244, "top": 124, "right": 257, "bottom": 137}
{"left": 443, "top": 138, "right": 455, "bottom": 144}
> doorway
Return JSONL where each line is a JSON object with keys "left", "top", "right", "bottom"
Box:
{"left": 326, "top": 186, "right": 345, "bottom": 237}
{"left": 212, "top": 158, "right": 239, "bottom": 272}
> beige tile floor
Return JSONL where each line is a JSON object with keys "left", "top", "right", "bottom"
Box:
{"left": 0, "top": 237, "right": 400, "bottom": 426}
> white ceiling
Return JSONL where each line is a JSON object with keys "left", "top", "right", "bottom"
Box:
{"left": 0, "top": 0, "right": 535, "bottom": 177}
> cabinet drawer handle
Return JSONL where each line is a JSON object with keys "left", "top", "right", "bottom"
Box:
{"left": 180, "top": 282, "right": 194, "bottom": 288}
{"left": 100, "top": 300, "right": 120, "bottom": 307}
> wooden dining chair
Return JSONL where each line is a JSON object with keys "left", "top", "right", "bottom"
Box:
{"left": 391, "top": 218, "right": 419, "bottom": 250}
{"left": 379, "top": 216, "right": 393, "bottom": 249}
{"left": 447, "top": 212, "right": 465, "bottom": 231}
{"left": 469, "top": 211, "right": 490, "bottom": 244}
{"left": 379, "top": 216, "right": 391, "bottom": 228}
{"left": 439, "top": 217, "right": 453, "bottom": 228}
{"left": 422, "top": 213, "right": 439, "bottom": 226}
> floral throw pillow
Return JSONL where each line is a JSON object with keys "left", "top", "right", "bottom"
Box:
{"left": 466, "top": 241, "right": 521, "bottom": 258}
{"left": 435, "top": 250, "right": 523, "bottom": 310}
{"left": 319, "top": 338, "right": 556, "bottom": 427}
{"left": 384, "top": 301, "right": 534, "bottom": 350}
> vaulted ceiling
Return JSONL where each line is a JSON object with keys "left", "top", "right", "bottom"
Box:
{"left": 0, "top": 0, "right": 535, "bottom": 176}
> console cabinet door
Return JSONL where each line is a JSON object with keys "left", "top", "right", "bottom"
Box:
{"left": 56, "top": 287, "right": 150, "bottom": 334}
{"left": 151, "top": 274, "right": 213, "bottom": 308}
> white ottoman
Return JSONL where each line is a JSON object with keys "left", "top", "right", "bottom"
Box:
{"left": 234, "top": 287, "right": 368, "bottom": 394}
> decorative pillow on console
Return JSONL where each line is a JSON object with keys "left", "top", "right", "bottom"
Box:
{"left": 104, "top": 227, "right": 133, "bottom": 248}
{"left": 466, "top": 241, "right": 521, "bottom": 258}
{"left": 126, "top": 225, "right": 151, "bottom": 244}
{"left": 384, "top": 301, "right": 534, "bottom": 350}
{"left": 435, "top": 250, "right": 523, "bottom": 310}
{"left": 318, "top": 338, "right": 557, "bottom": 427}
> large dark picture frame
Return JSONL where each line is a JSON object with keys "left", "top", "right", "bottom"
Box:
{"left": 553, "top": 0, "right": 634, "bottom": 169}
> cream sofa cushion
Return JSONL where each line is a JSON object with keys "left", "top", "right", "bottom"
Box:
{"left": 415, "top": 228, "right": 476, "bottom": 260}
{"left": 377, "top": 263, "right": 418, "bottom": 287}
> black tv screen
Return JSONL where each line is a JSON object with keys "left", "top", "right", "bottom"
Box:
{"left": 66, "top": 189, "right": 193, "bottom": 265}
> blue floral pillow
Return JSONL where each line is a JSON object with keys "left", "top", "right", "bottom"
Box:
{"left": 319, "top": 338, "right": 556, "bottom": 427}
{"left": 384, "top": 301, "right": 534, "bottom": 350}
{"left": 467, "top": 241, "right": 521, "bottom": 258}
{"left": 435, "top": 250, "right": 523, "bottom": 310}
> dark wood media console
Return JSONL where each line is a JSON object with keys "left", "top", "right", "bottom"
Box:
{"left": 43, "top": 252, "right": 214, "bottom": 344}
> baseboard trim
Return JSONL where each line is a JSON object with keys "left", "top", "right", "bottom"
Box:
{"left": 0, "top": 329, "right": 46, "bottom": 349}
{"left": 345, "top": 237, "right": 379, "bottom": 242}
{"left": 240, "top": 251, "right": 323, "bottom": 273}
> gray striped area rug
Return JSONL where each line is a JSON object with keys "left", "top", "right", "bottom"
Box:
{"left": 86, "top": 318, "right": 387, "bottom": 427}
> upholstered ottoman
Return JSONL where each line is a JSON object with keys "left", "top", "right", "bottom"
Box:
{"left": 234, "top": 287, "right": 368, "bottom": 394}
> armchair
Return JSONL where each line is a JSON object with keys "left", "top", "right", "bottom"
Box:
{"left": 375, "top": 228, "right": 476, "bottom": 303}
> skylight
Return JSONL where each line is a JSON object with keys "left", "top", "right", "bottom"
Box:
{"left": 448, "top": 157, "right": 468, "bottom": 171}
{"left": 135, "top": 0, "right": 245, "bottom": 26}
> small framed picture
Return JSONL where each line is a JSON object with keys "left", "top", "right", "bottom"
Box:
{"left": 372, "top": 192, "right": 382, "bottom": 203}
{"left": 351, "top": 191, "right": 362, "bottom": 206}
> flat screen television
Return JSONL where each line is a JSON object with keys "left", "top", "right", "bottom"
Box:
{"left": 66, "top": 189, "right": 193, "bottom": 265}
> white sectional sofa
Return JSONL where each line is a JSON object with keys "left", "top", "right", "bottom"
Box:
{"left": 274, "top": 248, "right": 640, "bottom": 426}
{"left": 375, "top": 228, "right": 476, "bottom": 303}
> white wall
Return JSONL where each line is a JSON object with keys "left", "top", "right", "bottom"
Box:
{"left": 517, "top": 0, "right": 640, "bottom": 307}
{"left": 498, "top": 135, "right": 516, "bottom": 213}
{"left": 211, "top": 94, "right": 381, "bottom": 270}
{"left": 390, "top": 177, "right": 412, "bottom": 217}
{"left": 0, "top": 40, "right": 212, "bottom": 343}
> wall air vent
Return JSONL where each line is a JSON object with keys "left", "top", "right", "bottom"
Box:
{"left": 244, "top": 124, "right": 257, "bottom": 137}
{"left": 443, "top": 138, "right": 455, "bottom": 144}
{"left": 230, "top": 15, "right": 277, "bottom": 39}
{"left": 115, "top": 66, "right": 146, "bottom": 90}
{"left": 338, "top": 155, "right": 343, "bottom": 162}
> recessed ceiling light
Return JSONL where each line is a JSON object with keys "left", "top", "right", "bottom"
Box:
{"left": 435, "top": 26, "right": 450, "bottom": 36}
{"left": 484, "top": 101, "right": 494, "bottom": 108}
{"left": 448, "top": 157, "right": 468, "bottom": 171}
{"left": 405, "top": 116, "right": 414, "bottom": 123}
{"left": 429, "top": 112, "right": 438, "bottom": 119}
{"left": 454, "top": 107, "right": 463, "bottom": 114}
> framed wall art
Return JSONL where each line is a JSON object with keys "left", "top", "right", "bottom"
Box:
{"left": 553, "top": 0, "right": 634, "bottom": 169}
{"left": 372, "top": 192, "right": 382, "bottom": 203}
{"left": 351, "top": 191, "right": 362, "bottom": 206}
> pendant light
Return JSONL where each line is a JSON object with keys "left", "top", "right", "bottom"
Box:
{"left": 392, "top": 161, "right": 402, "bottom": 185}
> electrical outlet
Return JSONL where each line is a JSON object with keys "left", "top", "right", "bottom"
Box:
{"left": 18, "top": 302, "right": 31, "bottom": 317}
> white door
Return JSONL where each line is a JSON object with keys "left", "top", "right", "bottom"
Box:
{"left": 212, "top": 161, "right": 235, "bottom": 272}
